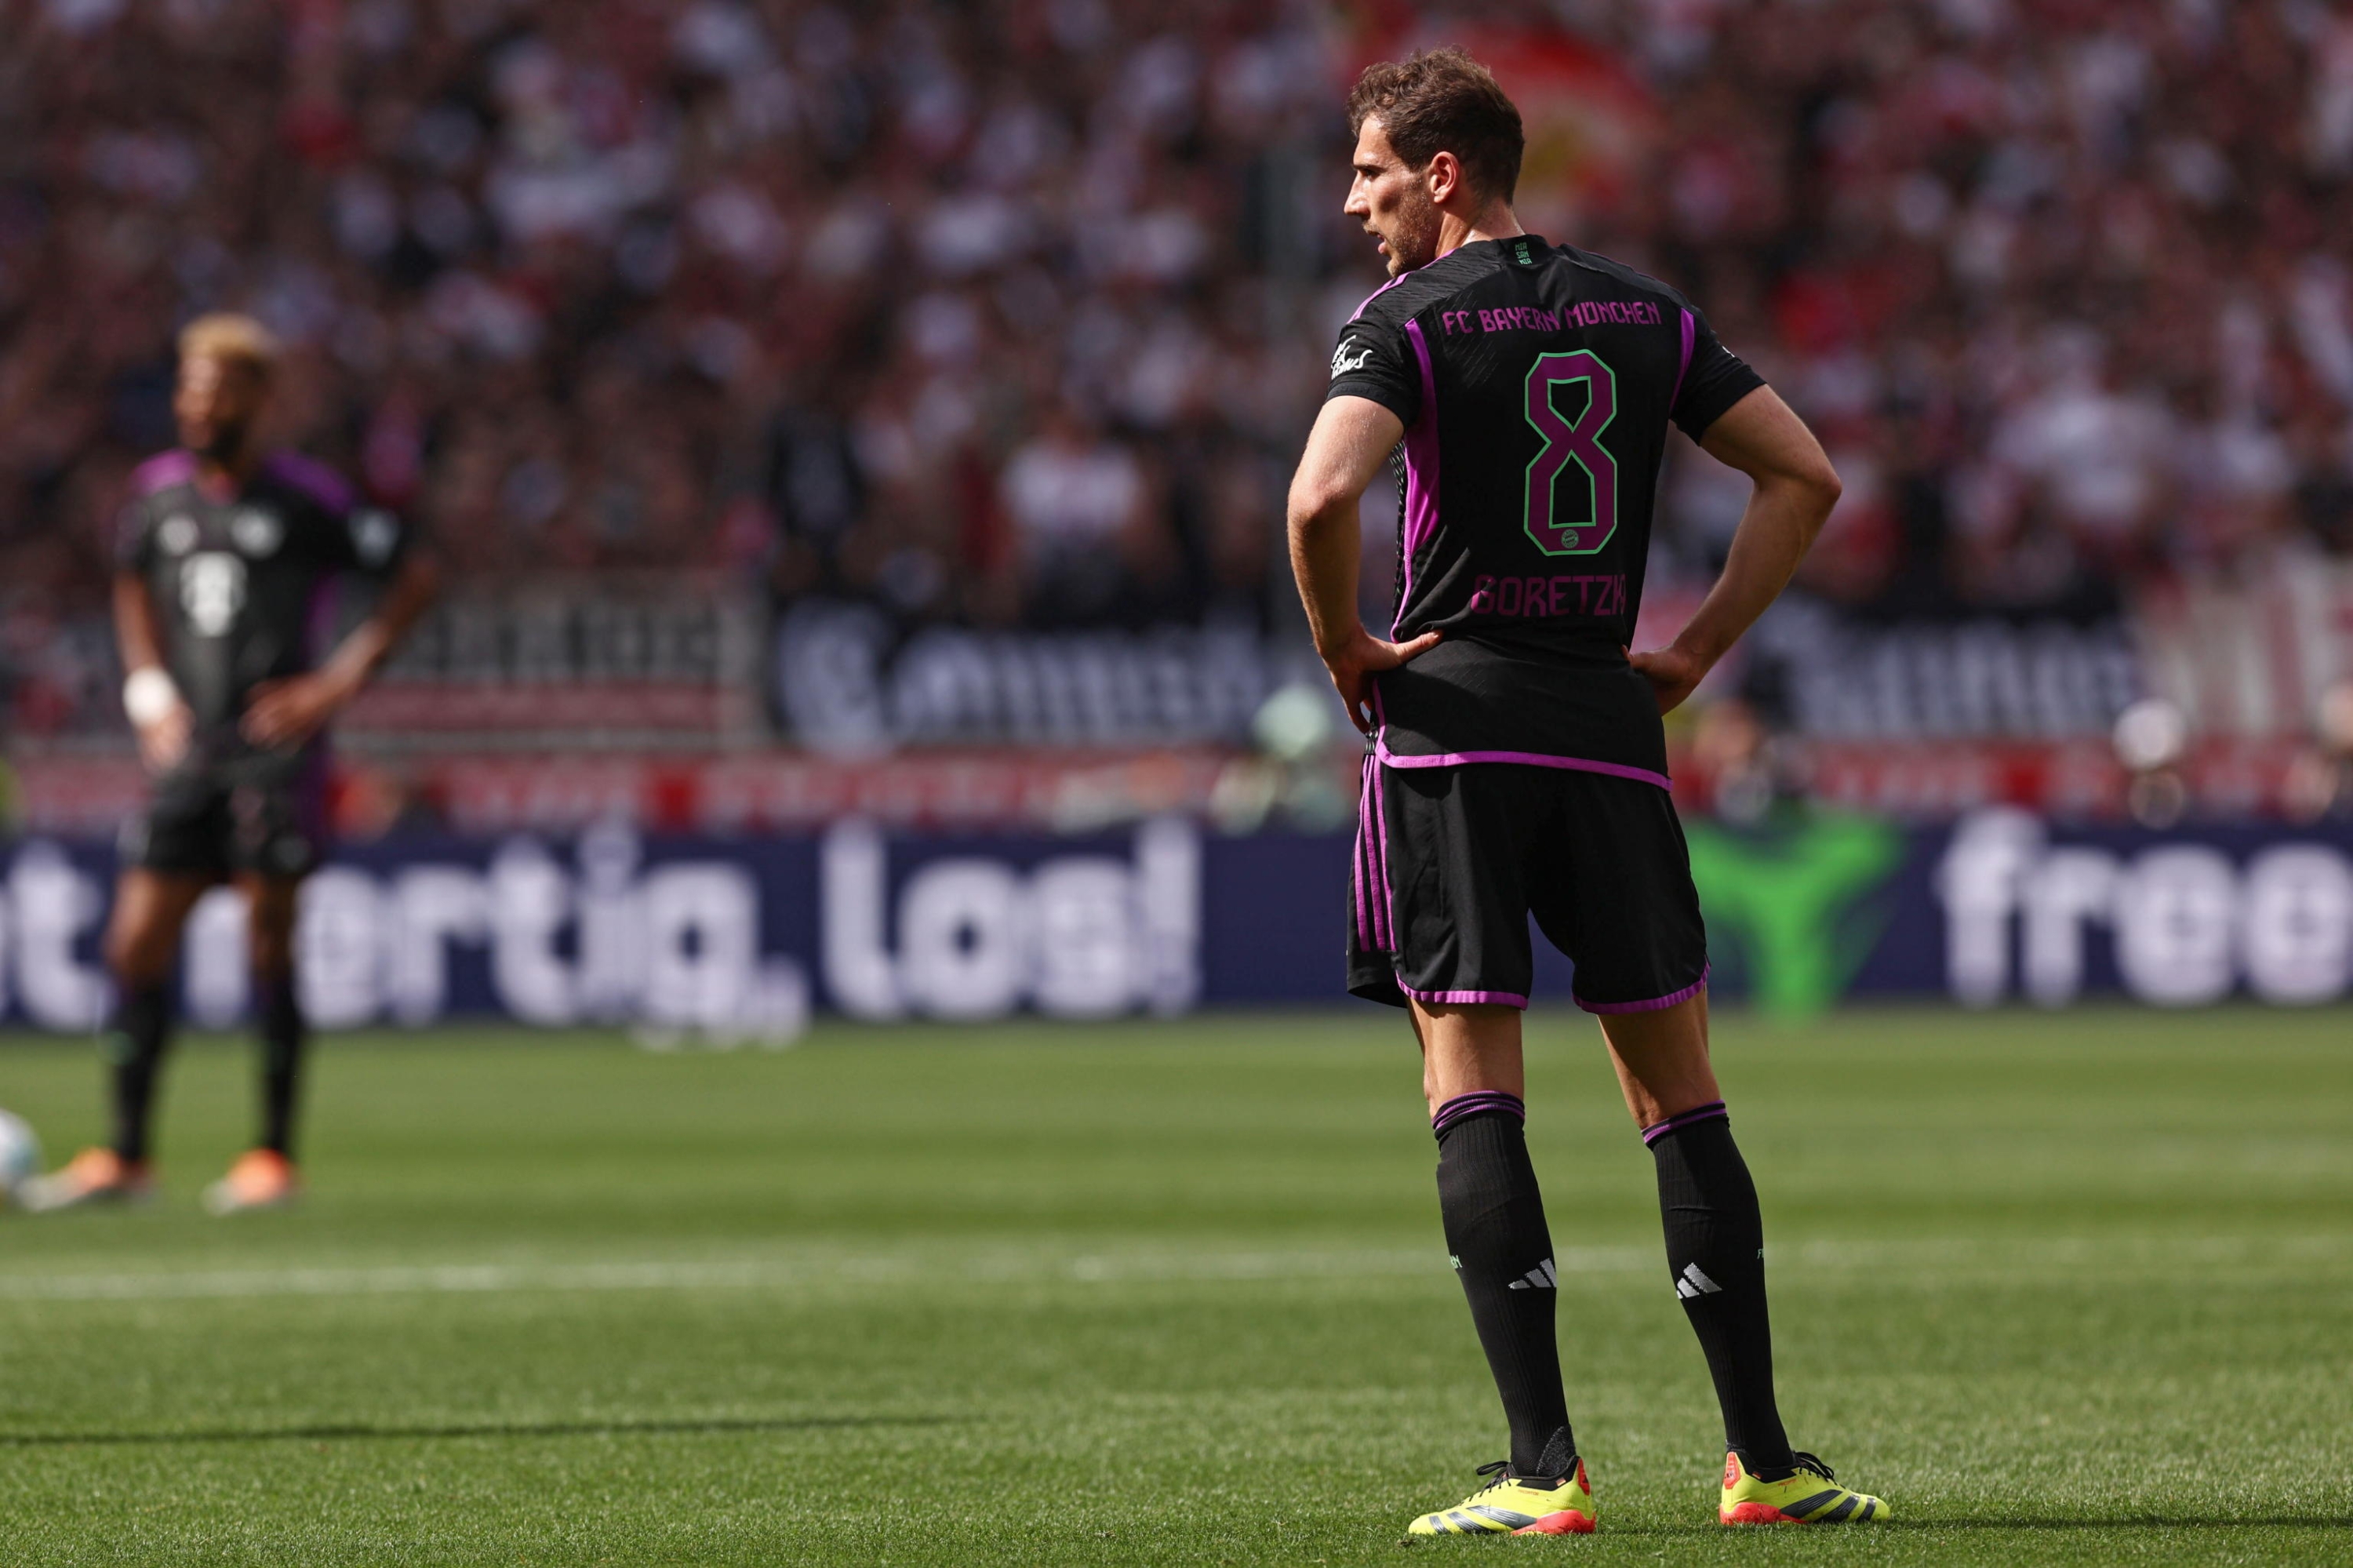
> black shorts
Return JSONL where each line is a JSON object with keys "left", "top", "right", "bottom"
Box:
{"left": 1347, "top": 758, "right": 1708, "bottom": 1013}
{"left": 120, "top": 744, "right": 328, "bottom": 881}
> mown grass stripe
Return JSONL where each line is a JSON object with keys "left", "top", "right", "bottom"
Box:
{"left": 4, "top": 1232, "right": 2348, "bottom": 1302}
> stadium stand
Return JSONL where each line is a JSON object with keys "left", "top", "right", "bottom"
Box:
{"left": 2, "top": 0, "right": 2351, "bottom": 818}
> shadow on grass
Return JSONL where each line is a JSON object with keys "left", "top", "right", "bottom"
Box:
{"left": 0, "top": 1413, "right": 962, "bottom": 1447}
{"left": 1886, "top": 1517, "right": 2353, "bottom": 1532}
{"left": 1573, "top": 1516, "right": 2353, "bottom": 1537}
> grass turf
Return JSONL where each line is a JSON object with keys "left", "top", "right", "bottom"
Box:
{"left": 1, "top": 1006, "right": 2349, "bottom": 1566}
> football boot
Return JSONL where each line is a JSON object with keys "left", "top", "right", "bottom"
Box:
{"left": 1719, "top": 1450, "right": 1885, "bottom": 1525}
{"left": 17, "top": 1147, "right": 153, "bottom": 1212}
{"left": 1405, "top": 1457, "right": 1597, "bottom": 1536}
{"left": 203, "top": 1148, "right": 300, "bottom": 1215}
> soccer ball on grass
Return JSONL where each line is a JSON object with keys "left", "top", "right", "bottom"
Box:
{"left": 0, "top": 1108, "right": 43, "bottom": 1208}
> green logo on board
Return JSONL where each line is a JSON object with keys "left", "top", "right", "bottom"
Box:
{"left": 1686, "top": 812, "right": 1905, "bottom": 1020}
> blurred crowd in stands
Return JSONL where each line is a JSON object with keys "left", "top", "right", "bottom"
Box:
{"left": 3, "top": 0, "right": 2353, "bottom": 740}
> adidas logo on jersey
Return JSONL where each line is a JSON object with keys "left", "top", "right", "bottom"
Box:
{"left": 1506, "top": 1258, "right": 1558, "bottom": 1290}
{"left": 1674, "top": 1262, "right": 1723, "bottom": 1299}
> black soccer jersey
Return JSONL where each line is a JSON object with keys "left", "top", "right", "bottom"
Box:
{"left": 1326, "top": 234, "right": 1762, "bottom": 785}
{"left": 116, "top": 450, "right": 409, "bottom": 741}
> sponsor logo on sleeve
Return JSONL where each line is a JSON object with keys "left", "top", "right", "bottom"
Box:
{"left": 1329, "top": 340, "right": 1374, "bottom": 377}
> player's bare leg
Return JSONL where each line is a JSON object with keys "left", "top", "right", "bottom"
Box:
{"left": 20, "top": 869, "right": 209, "bottom": 1210}
{"left": 205, "top": 872, "right": 305, "bottom": 1214}
{"left": 106, "top": 867, "right": 212, "bottom": 984}
{"left": 1595, "top": 990, "right": 1722, "bottom": 1127}
{"left": 1411, "top": 998, "right": 1522, "bottom": 1113}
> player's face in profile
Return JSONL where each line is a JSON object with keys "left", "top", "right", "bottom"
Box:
{"left": 173, "top": 353, "right": 266, "bottom": 461}
{"left": 1346, "top": 118, "right": 1441, "bottom": 277}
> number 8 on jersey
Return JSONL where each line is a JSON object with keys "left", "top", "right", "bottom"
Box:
{"left": 1522, "top": 351, "right": 1618, "bottom": 556}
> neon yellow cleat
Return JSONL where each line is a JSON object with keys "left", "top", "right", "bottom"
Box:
{"left": 1405, "top": 1457, "right": 1597, "bottom": 1536}
{"left": 1719, "top": 1450, "right": 1886, "bottom": 1525}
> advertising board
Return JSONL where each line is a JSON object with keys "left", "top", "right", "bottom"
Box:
{"left": 2, "top": 810, "right": 2350, "bottom": 1033}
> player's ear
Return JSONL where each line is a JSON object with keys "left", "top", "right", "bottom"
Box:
{"left": 1425, "top": 150, "right": 1459, "bottom": 206}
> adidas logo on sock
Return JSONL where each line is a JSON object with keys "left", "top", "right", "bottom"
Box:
{"left": 1507, "top": 1258, "right": 1558, "bottom": 1290}
{"left": 1674, "top": 1262, "right": 1722, "bottom": 1299}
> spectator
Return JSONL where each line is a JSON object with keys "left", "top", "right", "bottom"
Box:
{"left": 998, "top": 405, "right": 1154, "bottom": 625}
{"left": 4, "top": 0, "right": 2353, "bottom": 742}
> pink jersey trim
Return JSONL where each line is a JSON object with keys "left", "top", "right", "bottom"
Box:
{"left": 1373, "top": 737, "right": 1671, "bottom": 792}
{"left": 262, "top": 449, "right": 356, "bottom": 514}
{"left": 1348, "top": 268, "right": 1413, "bottom": 322}
{"left": 130, "top": 449, "right": 198, "bottom": 495}
{"left": 1351, "top": 780, "right": 1374, "bottom": 949}
{"left": 1577, "top": 964, "right": 1710, "bottom": 1015}
{"left": 1667, "top": 308, "right": 1694, "bottom": 419}
{"left": 1368, "top": 744, "right": 1398, "bottom": 949}
{"left": 1401, "top": 982, "right": 1530, "bottom": 1010}
{"left": 1355, "top": 753, "right": 1392, "bottom": 951}
{"left": 1394, "top": 317, "right": 1440, "bottom": 638}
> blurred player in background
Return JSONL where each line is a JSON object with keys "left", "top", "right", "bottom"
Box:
{"left": 21, "top": 315, "right": 435, "bottom": 1215}
{"left": 1288, "top": 50, "right": 1881, "bottom": 1533}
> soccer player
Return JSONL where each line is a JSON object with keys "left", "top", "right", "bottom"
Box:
{"left": 1287, "top": 50, "right": 1885, "bottom": 1533}
{"left": 20, "top": 315, "right": 435, "bottom": 1215}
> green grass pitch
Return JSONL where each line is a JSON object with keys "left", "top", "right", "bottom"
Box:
{"left": 2, "top": 1006, "right": 2350, "bottom": 1566}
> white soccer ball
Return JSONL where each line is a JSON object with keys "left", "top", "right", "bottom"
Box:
{"left": 0, "top": 1109, "right": 42, "bottom": 1203}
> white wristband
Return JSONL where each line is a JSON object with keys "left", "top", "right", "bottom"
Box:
{"left": 123, "top": 667, "right": 180, "bottom": 728}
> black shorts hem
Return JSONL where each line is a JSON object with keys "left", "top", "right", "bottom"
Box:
{"left": 1346, "top": 969, "right": 1531, "bottom": 1011}
{"left": 1573, "top": 962, "right": 1710, "bottom": 1015}
{"left": 122, "top": 843, "right": 233, "bottom": 879}
{"left": 1347, "top": 962, "right": 1406, "bottom": 1009}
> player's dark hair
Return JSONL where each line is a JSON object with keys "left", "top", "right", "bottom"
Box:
{"left": 1347, "top": 46, "right": 1524, "bottom": 206}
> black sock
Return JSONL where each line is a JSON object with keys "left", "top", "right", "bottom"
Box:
{"left": 1434, "top": 1093, "right": 1576, "bottom": 1479}
{"left": 106, "top": 983, "right": 174, "bottom": 1164}
{"left": 1646, "top": 1103, "right": 1794, "bottom": 1474}
{"left": 256, "top": 970, "right": 307, "bottom": 1159}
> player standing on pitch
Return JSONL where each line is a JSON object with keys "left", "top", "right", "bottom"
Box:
{"left": 1288, "top": 50, "right": 1884, "bottom": 1533}
{"left": 21, "top": 315, "right": 435, "bottom": 1216}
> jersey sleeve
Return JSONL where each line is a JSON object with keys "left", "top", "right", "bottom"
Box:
{"left": 307, "top": 494, "right": 410, "bottom": 580}
{"left": 1671, "top": 309, "right": 1766, "bottom": 440}
{"left": 1323, "top": 312, "right": 1420, "bottom": 428}
{"left": 265, "top": 453, "right": 408, "bottom": 580}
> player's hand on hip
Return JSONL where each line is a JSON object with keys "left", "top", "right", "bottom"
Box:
{"left": 1627, "top": 643, "right": 1710, "bottom": 715}
{"left": 1321, "top": 627, "right": 1442, "bottom": 736}
{"left": 240, "top": 672, "right": 353, "bottom": 750}
{"left": 134, "top": 705, "right": 192, "bottom": 773}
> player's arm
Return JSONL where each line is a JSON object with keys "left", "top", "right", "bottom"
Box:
{"left": 242, "top": 550, "right": 439, "bottom": 750}
{"left": 1287, "top": 395, "right": 1442, "bottom": 735}
{"left": 1630, "top": 386, "right": 1840, "bottom": 715}
{"left": 114, "top": 571, "right": 191, "bottom": 772}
